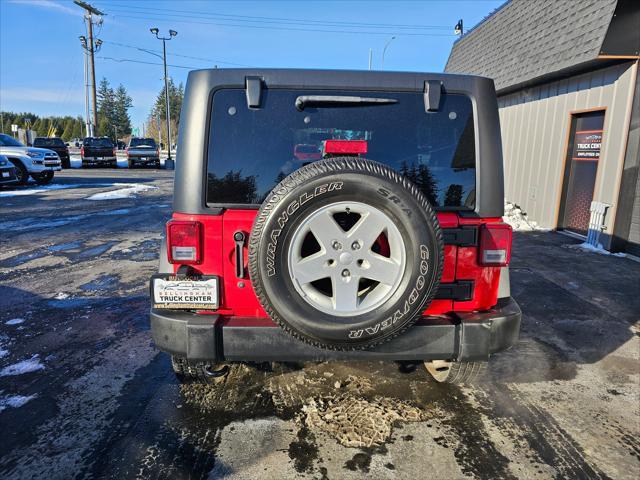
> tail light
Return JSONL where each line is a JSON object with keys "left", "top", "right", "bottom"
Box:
{"left": 113, "top": 148, "right": 117, "bottom": 156}
{"left": 323, "top": 139, "right": 368, "bottom": 156}
{"left": 125, "top": 148, "right": 129, "bottom": 157}
{"left": 479, "top": 223, "right": 512, "bottom": 267}
{"left": 80, "top": 146, "right": 84, "bottom": 157}
{"left": 156, "top": 148, "right": 160, "bottom": 156}
{"left": 166, "top": 220, "right": 203, "bottom": 264}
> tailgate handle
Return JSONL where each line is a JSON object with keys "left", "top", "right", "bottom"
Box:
{"left": 234, "top": 231, "right": 246, "bottom": 279}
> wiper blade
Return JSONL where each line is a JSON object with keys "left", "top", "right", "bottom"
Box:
{"left": 295, "top": 95, "right": 397, "bottom": 111}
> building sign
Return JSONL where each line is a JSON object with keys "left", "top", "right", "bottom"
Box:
{"left": 573, "top": 130, "right": 602, "bottom": 161}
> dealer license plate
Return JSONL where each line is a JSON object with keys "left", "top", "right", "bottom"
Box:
{"left": 152, "top": 276, "right": 218, "bottom": 309}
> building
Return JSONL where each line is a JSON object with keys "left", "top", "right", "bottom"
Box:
{"left": 445, "top": 0, "right": 640, "bottom": 255}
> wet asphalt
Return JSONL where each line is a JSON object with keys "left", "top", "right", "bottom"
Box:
{"left": 0, "top": 169, "right": 638, "bottom": 480}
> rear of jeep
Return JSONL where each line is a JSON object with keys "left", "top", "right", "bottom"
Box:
{"left": 150, "top": 69, "right": 521, "bottom": 384}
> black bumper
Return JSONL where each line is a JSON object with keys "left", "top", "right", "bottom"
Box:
{"left": 0, "top": 167, "right": 17, "bottom": 184}
{"left": 150, "top": 298, "right": 521, "bottom": 362}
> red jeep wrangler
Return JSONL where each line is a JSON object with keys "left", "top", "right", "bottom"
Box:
{"left": 150, "top": 69, "right": 521, "bottom": 384}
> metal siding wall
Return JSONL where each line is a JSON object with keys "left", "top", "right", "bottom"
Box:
{"left": 498, "top": 62, "right": 636, "bottom": 233}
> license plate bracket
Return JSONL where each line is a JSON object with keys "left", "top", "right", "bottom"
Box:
{"left": 151, "top": 274, "right": 218, "bottom": 310}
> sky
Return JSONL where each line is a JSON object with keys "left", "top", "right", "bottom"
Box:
{"left": 0, "top": 0, "right": 504, "bottom": 130}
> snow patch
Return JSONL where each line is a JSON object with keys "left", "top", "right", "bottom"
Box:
{"left": 5, "top": 318, "right": 25, "bottom": 326}
{"left": 0, "top": 349, "right": 8, "bottom": 359}
{"left": 85, "top": 183, "right": 158, "bottom": 201}
{"left": 503, "top": 201, "right": 542, "bottom": 231}
{"left": 0, "top": 394, "right": 37, "bottom": 412}
{"left": 54, "top": 292, "right": 69, "bottom": 300}
{"left": 0, "top": 355, "right": 45, "bottom": 376}
{"left": 563, "top": 242, "right": 626, "bottom": 257}
{"left": 0, "top": 182, "right": 129, "bottom": 199}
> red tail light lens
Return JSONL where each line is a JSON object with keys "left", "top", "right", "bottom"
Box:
{"left": 323, "top": 139, "right": 368, "bottom": 155}
{"left": 479, "top": 223, "right": 512, "bottom": 266}
{"left": 167, "top": 220, "right": 203, "bottom": 264}
{"left": 80, "top": 146, "right": 84, "bottom": 157}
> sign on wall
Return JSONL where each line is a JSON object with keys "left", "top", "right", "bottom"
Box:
{"left": 573, "top": 130, "right": 603, "bottom": 161}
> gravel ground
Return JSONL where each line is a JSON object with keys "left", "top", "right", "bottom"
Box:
{"left": 0, "top": 169, "right": 638, "bottom": 479}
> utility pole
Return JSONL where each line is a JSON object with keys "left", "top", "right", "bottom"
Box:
{"left": 150, "top": 28, "right": 177, "bottom": 169}
{"left": 157, "top": 112, "right": 162, "bottom": 150}
{"left": 79, "top": 35, "right": 91, "bottom": 136}
{"left": 368, "top": 48, "right": 372, "bottom": 70}
{"left": 75, "top": 1, "right": 104, "bottom": 135}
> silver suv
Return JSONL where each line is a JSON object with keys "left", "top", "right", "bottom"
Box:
{"left": 0, "top": 133, "right": 61, "bottom": 185}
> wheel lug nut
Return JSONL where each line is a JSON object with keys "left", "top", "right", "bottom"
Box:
{"left": 332, "top": 241, "right": 342, "bottom": 250}
{"left": 341, "top": 269, "right": 350, "bottom": 277}
{"left": 351, "top": 241, "right": 361, "bottom": 250}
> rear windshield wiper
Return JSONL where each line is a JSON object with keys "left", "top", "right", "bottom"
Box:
{"left": 295, "top": 95, "right": 397, "bottom": 111}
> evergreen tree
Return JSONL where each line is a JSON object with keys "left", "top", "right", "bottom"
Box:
{"left": 96, "top": 77, "right": 115, "bottom": 137}
{"left": 444, "top": 184, "right": 463, "bottom": 207}
{"left": 61, "top": 118, "right": 75, "bottom": 141}
{"left": 72, "top": 118, "right": 84, "bottom": 139}
{"left": 113, "top": 84, "right": 132, "bottom": 137}
{"left": 152, "top": 79, "right": 184, "bottom": 125}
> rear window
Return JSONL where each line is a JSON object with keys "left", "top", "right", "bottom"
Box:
{"left": 207, "top": 89, "right": 475, "bottom": 208}
{"left": 84, "top": 138, "right": 113, "bottom": 147}
{"left": 129, "top": 138, "right": 157, "bottom": 148}
{"left": 34, "top": 138, "right": 65, "bottom": 147}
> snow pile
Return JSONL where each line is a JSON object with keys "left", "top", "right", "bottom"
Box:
{"left": 5, "top": 318, "right": 24, "bottom": 326}
{"left": 0, "top": 394, "right": 37, "bottom": 412}
{"left": 85, "top": 183, "right": 157, "bottom": 200}
{"left": 54, "top": 292, "right": 69, "bottom": 300}
{"left": 563, "top": 242, "right": 626, "bottom": 257}
{"left": 0, "top": 355, "right": 45, "bottom": 376}
{"left": 503, "top": 201, "right": 541, "bottom": 231}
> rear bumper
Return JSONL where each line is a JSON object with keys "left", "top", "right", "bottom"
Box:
{"left": 150, "top": 297, "right": 521, "bottom": 362}
{"left": 0, "top": 167, "right": 17, "bottom": 184}
{"left": 82, "top": 157, "right": 117, "bottom": 162}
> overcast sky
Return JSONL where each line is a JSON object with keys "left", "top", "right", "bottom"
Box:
{"left": 0, "top": 0, "right": 503, "bottom": 129}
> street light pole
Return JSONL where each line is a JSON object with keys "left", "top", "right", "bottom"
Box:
{"left": 381, "top": 36, "right": 396, "bottom": 70}
{"left": 150, "top": 28, "right": 177, "bottom": 168}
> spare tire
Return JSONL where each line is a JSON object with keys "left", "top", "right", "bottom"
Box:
{"left": 248, "top": 157, "right": 443, "bottom": 350}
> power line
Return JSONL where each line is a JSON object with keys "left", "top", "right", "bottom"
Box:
{"left": 97, "top": 55, "right": 198, "bottom": 70}
{"left": 99, "top": 2, "right": 452, "bottom": 30}
{"left": 101, "top": 40, "right": 254, "bottom": 67}
{"left": 107, "top": 13, "right": 455, "bottom": 36}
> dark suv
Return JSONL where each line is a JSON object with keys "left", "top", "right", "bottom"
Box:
{"left": 150, "top": 69, "right": 521, "bottom": 384}
{"left": 33, "top": 137, "right": 70, "bottom": 168}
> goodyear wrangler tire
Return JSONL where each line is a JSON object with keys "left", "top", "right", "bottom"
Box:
{"left": 248, "top": 157, "right": 444, "bottom": 350}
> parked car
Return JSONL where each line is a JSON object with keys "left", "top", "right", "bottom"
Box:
{"left": 0, "top": 155, "right": 18, "bottom": 185}
{"left": 33, "top": 137, "right": 71, "bottom": 168}
{"left": 150, "top": 69, "right": 521, "bottom": 385}
{"left": 126, "top": 137, "right": 160, "bottom": 168}
{"left": 0, "top": 133, "right": 61, "bottom": 185}
{"left": 81, "top": 137, "right": 117, "bottom": 167}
